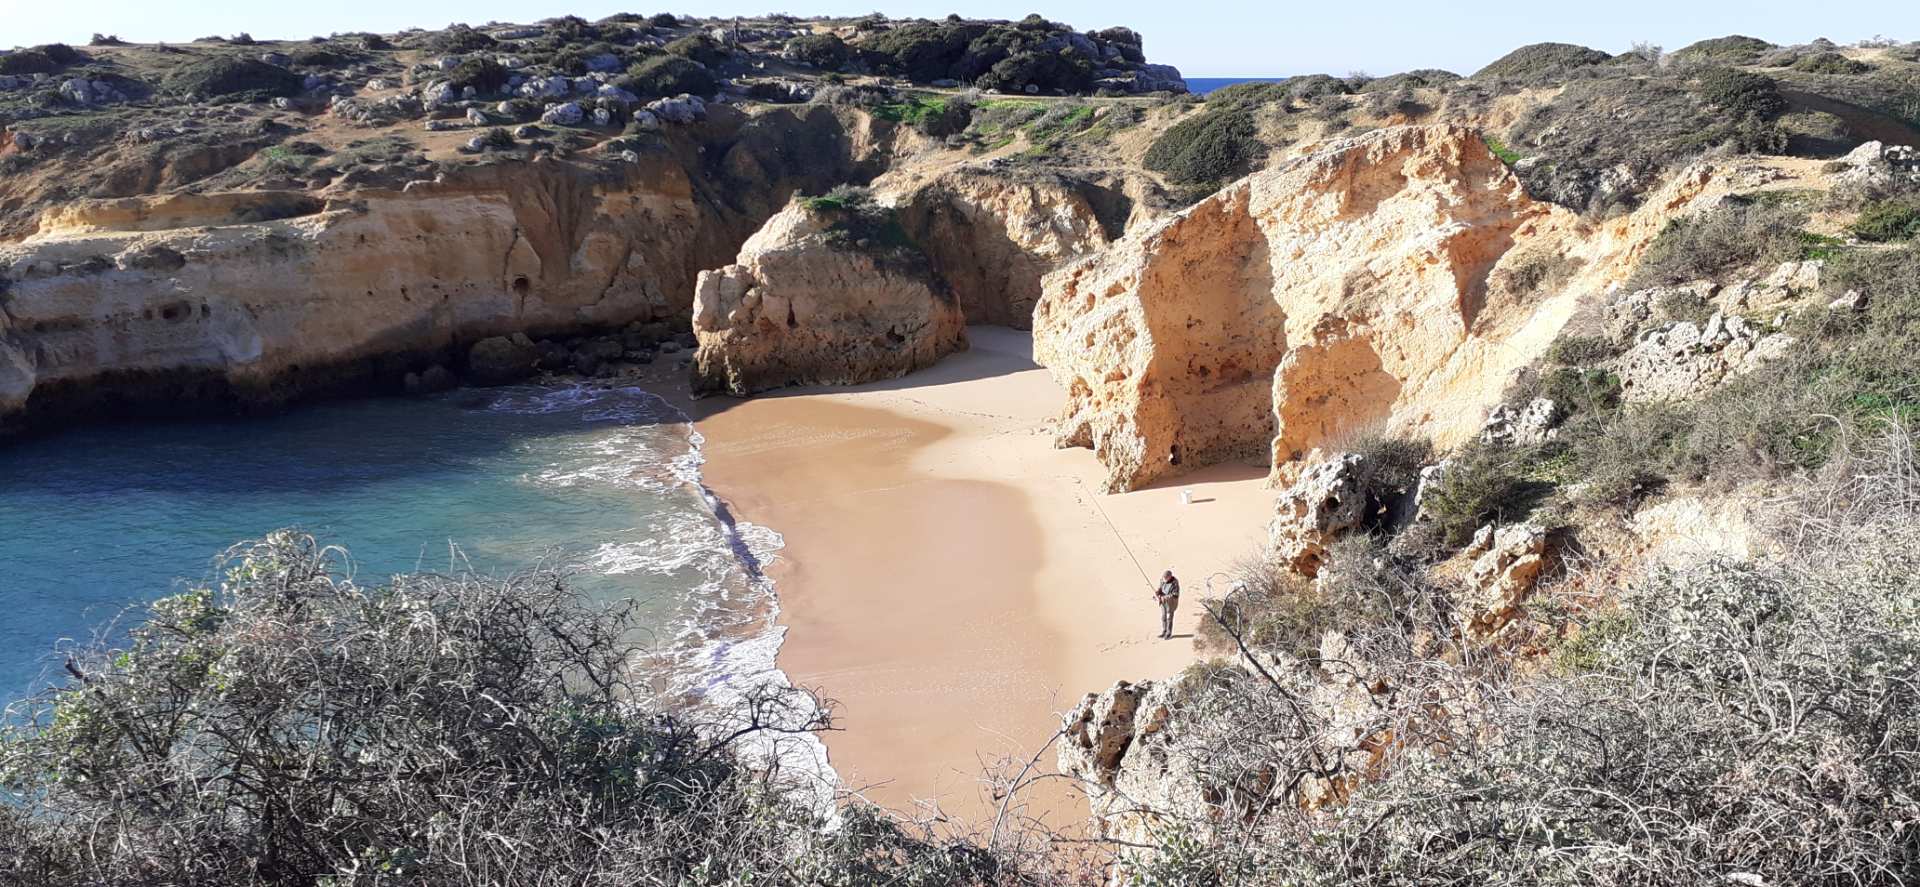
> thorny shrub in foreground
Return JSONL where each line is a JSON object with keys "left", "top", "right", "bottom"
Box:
{"left": 0, "top": 532, "right": 1039, "bottom": 886}
{"left": 1123, "top": 429, "right": 1920, "bottom": 885}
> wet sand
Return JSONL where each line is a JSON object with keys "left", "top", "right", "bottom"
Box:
{"left": 693, "top": 327, "right": 1273, "bottom": 826}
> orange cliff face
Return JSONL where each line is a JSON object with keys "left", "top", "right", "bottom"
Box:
{"left": 1031, "top": 124, "right": 1726, "bottom": 493}
{"left": 0, "top": 157, "right": 710, "bottom": 427}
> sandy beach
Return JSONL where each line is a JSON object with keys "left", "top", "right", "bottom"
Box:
{"left": 693, "top": 327, "right": 1273, "bottom": 826}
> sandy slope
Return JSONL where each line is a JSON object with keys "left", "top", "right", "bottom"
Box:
{"left": 693, "top": 327, "right": 1273, "bottom": 825}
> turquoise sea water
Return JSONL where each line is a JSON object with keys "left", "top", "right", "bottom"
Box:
{"left": 0, "top": 385, "right": 788, "bottom": 712}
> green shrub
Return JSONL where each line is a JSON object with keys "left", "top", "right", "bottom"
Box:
{"left": 799, "top": 186, "right": 925, "bottom": 265}
{"left": 619, "top": 55, "right": 716, "bottom": 98}
{"left": 1791, "top": 51, "right": 1871, "bottom": 75}
{"left": 785, "top": 33, "right": 849, "bottom": 69}
{"left": 1358, "top": 68, "right": 1461, "bottom": 92}
{"left": 0, "top": 532, "right": 1035, "bottom": 885}
{"left": 162, "top": 57, "right": 304, "bottom": 100}
{"left": 0, "top": 47, "right": 70, "bottom": 75}
{"left": 1144, "top": 106, "right": 1261, "bottom": 186}
{"left": 976, "top": 47, "right": 1095, "bottom": 94}
{"left": 1545, "top": 334, "right": 1621, "bottom": 366}
{"left": 647, "top": 13, "right": 679, "bottom": 28}
{"left": 1626, "top": 200, "right": 1807, "bottom": 289}
{"left": 1693, "top": 67, "right": 1787, "bottom": 117}
{"left": 1849, "top": 198, "right": 1920, "bottom": 242}
{"left": 665, "top": 34, "right": 728, "bottom": 67}
{"left": 427, "top": 24, "right": 496, "bottom": 54}
{"left": 1671, "top": 34, "right": 1775, "bottom": 64}
{"left": 1483, "top": 136, "right": 1521, "bottom": 165}
{"left": 482, "top": 127, "right": 514, "bottom": 148}
{"left": 288, "top": 45, "right": 354, "bottom": 67}
{"left": 1419, "top": 443, "right": 1545, "bottom": 547}
{"left": 871, "top": 94, "right": 971, "bottom": 136}
{"left": 1474, "top": 42, "right": 1611, "bottom": 80}
{"left": 446, "top": 56, "right": 508, "bottom": 93}
{"left": 859, "top": 22, "right": 983, "bottom": 81}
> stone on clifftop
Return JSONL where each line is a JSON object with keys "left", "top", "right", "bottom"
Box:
{"left": 690, "top": 199, "right": 967, "bottom": 395}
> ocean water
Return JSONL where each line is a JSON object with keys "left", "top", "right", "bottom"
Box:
{"left": 0, "top": 385, "right": 797, "bottom": 731}
{"left": 1187, "top": 76, "right": 1291, "bottom": 95}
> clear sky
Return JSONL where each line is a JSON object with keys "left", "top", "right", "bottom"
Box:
{"left": 7, "top": 0, "right": 1917, "bottom": 77}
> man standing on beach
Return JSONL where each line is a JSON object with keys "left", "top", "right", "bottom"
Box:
{"left": 1154, "top": 570, "right": 1180, "bottom": 640}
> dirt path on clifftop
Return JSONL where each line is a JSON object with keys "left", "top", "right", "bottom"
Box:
{"left": 693, "top": 328, "right": 1274, "bottom": 828}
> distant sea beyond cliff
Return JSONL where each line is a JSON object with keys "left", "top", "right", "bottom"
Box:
{"left": 1186, "top": 76, "right": 1290, "bottom": 94}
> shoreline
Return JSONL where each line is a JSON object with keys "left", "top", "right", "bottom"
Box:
{"left": 690, "top": 327, "right": 1275, "bottom": 824}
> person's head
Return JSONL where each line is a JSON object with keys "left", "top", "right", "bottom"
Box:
{"left": 1163, "top": 569, "right": 1173, "bottom": 579}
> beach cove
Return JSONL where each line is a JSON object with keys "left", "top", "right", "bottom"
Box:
{"left": 692, "top": 327, "right": 1274, "bottom": 824}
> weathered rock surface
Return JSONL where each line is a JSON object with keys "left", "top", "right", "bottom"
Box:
{"left": 1462, "top": 523, "right": 1551, "bottom": 636}
{"left": 1268, "top": 453, "right": 1367, "bottom": 576}
{"left": 894, "top": 169, "right": 1124, "bottom": 328}
{"left": 1480, "top": 397, "right": 1561, "bottom": 447}
{"left": 690, "top": 201, "right": 967, "bottom": 395}
{"left": 1033, "top": 125, "right": 1719, "bottom": 493}
{"left": 1616, "top": 311, "right": 1793, "bottom": 402}
{"left": 0, "top": 105, "right": 903, "bottom": 430}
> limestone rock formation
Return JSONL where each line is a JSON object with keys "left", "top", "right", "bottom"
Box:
{"left": 894, "top": 169, "right": 1125, "bottom": 328}
{"left": 1480, "top": 397, "right": 1562, "bottom": 447}
{"left": 1268, "top": 453, "right": 1367, "bottom": 576}
{"left": 1615, "top": 312, "right": 1793, "bottom": 402}
{"left": 1462, "top": 523, "right": 1551, "bottom": 636}
{"left": 690, "top": 200, "right": 967, "bottom": 395}
{"left": 1034, "top": 125, "right": 1687, "bottom": 493}
{"left": 0, "top": 104, "right": 901, "bottom": 432}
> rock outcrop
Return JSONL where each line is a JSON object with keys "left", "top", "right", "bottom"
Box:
{"left": 1461, "top": 523, "right": 1552, "bottom": 637}
{"left": 1033, "top": 125, "right": 1717, "bottom": 493}
{"left": 0, "top": 104, "right": 899, "bottom": 431}
{"left": 0, "top": 158, "right": 708, "bottom": 427}
{"left": 894, "top": 169, "right": 1128, "bottom": 328}
{"left": 1268, "top": 453, "right": 1367, "bottom": 576}
{"left": 690, "top": 200, "right": 967, "bottom": 395}
{"left": 1615, "top": 312, "right": 1793, "bottom": 402}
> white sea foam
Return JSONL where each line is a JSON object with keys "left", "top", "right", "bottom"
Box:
{"left": 500, "top": 382, "right": 836, "bottom": 798}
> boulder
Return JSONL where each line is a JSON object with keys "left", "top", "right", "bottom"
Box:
{"left": 1268, "top": 453, "right": 1367, "bottom": 576}
{"left": 691, "top": 200, "right": 968, "bottom": 395}
{"left": 422, "top": 81, "right": 459, "bottom": 108}
{"left": 1480, "top": 398, "right": 1562, "bottom": 448}
{"left": 517, "top": 76, "right": 570, "bottom": 99}
{"left": 540, "top": 102, "right": 583, "bottom": 126}
{"left": 466, "top": 107, "right": 490, "bottom": 126}
{"left": 403, "top": 364, "right": 458, "bottom": 394}
{"left": 1462, "top": 524, "right": 1551, "bottom": 636}
{"left": 645, "top": 94, "right": 706, "bottom": 124}
{"left": 467, "top": 334, "right": 540, "bottom": 385}
{"left": 1616, "top": 311, "right": 1794, "bottom": 402}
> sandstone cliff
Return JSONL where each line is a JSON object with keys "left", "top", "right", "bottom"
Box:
{"left": 1032, "top": 125, "right": 1718, "bottom": 493}
{"left": 893, "top": 168, "right": 1132, "bottom": 328}
{"left": 0, "top": 105, "right": 898, "bottom": 432}
{"left": 690, "top": 198, "right": 967, "bottom": 395}
{"left": 0, "top": 157, "right": 708, "bottom": 426}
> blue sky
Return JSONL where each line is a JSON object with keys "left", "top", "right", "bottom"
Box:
{"left": 8, "top": 1, "right": 1917, "bottom": 76}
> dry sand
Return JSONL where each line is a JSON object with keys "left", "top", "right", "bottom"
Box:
{"left": 693, "top": 327, "right": 1273, "bottom": 826}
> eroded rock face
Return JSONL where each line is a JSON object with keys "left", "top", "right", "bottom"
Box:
{"left": 894, "top": 169, "right": 1125, "bottom": 328}
{"left": 1268, "top": 453, "right": 1367, "bottom": 576}
{"left": 1033, "top": 125, "right": 1718, "bottom": 493}
{"left": 0, "top": 159, "right": 707, "bottom": 427}
{"left": 1616, "top": 312, "right": 1793, "bottom": 402}
{"left": 1462, "top": 523, "right": 1551, "bottom": 637}
{"left": 690, "top": 201, "right": 967, "bottom": 395}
